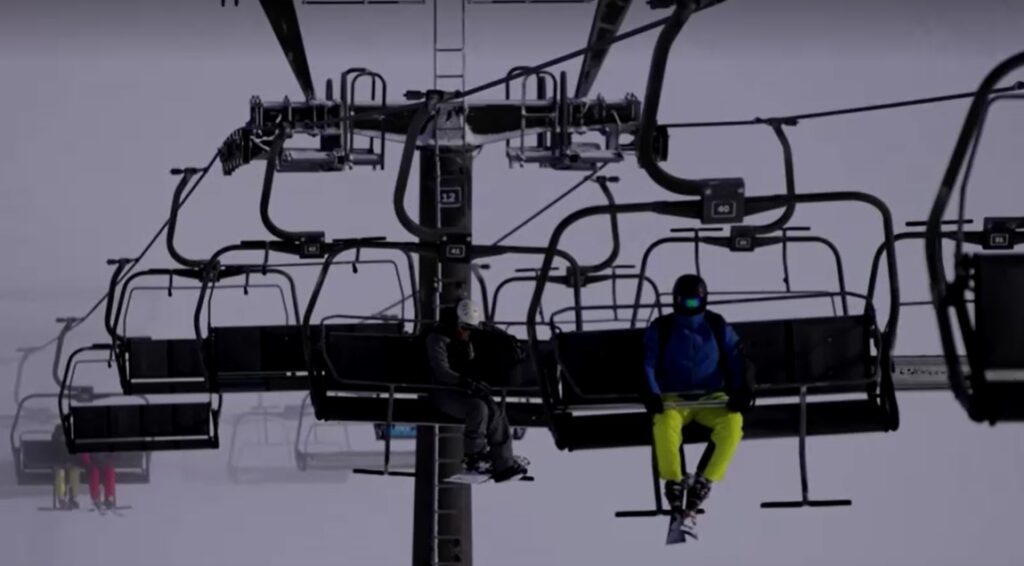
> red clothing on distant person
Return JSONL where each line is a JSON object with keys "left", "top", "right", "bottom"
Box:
{"left": 78, "top": 453, "right": 116, "bottom": 504}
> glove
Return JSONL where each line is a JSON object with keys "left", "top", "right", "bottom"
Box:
{"left": 642, "top": 394, "right": 665, "bottom": 415}
{"left": 464, "top": 378, "right": 493, "bottom": 398}
{"left": 725, "top": 389, "right": 754, "bottom": 414}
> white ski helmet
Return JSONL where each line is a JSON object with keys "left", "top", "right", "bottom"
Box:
{"left": 456, "top": 299, "right": 483, "bottom": 329}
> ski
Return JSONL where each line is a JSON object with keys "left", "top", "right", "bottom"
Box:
{"left": 665, "top": 511, "right": 698, "bottom": 544}
{"left": 89, "top": 504, "right": 131, "bottom": 516}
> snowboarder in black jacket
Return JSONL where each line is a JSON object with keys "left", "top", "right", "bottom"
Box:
{"left": 426, "top": 299, "right": 527, "bottom": 481}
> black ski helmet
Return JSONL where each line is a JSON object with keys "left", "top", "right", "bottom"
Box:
{"left": 672, "top": 274, "right": 708, "bottom": 316}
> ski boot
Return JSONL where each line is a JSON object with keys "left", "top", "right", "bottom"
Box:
{"left": 684, "top": 475, "right": 712, "bottom": 521}
{"left": 664, "top": 479, "right": 685, "bottom": 512}
{"left": 462, "top": 451, "right": 493, "bottom": 476}
{"left": 665, "top": 477, "right": 697, "bottom": 544}
{"left": 491, "top": 455, "right": 528, "bottom": 483}
{"left": 68, "top": 497, "right": 80, "bottom": 510}
{"left": 103, "top": 498, "right": 116, "bottom": 510}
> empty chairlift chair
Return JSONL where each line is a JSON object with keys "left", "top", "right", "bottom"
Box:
{"left": 926, "top": 51, "right": 1024, "bottom": 423}
{"left": 203, "top": 256, "right": 416, "bottom": 394}
{"left": 12, "top": 391, "right": 151, "bottom": 488}
{"left": 294, "top": 392, "right": 417, "bottom": 473}
{"left": 104, "top": 262, "right": 306, "bottom": 394}
{"left": 55, "top": 321, "right": 220, "bottom": 453}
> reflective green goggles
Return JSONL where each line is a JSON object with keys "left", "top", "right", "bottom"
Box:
{"left": 680, "top": 297, "right": 702, "bottom": 309}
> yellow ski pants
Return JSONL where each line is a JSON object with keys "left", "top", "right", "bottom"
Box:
{"left": 54, "top": 465, "right": 80, "bottom": 500}
{"left": 652, "top": 393, "right": 743, "bottom": 483}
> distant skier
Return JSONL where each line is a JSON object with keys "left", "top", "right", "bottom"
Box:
{"left": 643, "top": 274, "right": 755, "bottom": 532}
{"left": 426, "top": 299, "right": 528, "bottom": 482}
{"left": 53, "top": 423, "right": 118, "bottom": 509}
{"left": 50, "top": 425, "right": 80, "bottom": 509}
{"left": 79, "top": 452, "right": 117, "bottom": 509}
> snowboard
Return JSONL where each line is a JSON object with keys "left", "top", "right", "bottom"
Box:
{"left": 444, "top": 455, "right": 531, "bottom": 485}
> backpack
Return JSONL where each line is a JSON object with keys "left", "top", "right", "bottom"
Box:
{"left": 652, "top": 310, "right": 756, "bottom": 402}
{"left": 469, "top": 325, "right": 529, "bottom": 386}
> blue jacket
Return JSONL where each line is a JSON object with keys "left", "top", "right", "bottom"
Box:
{"left": 643, "top": 312, "right": 744, "bottom": 396}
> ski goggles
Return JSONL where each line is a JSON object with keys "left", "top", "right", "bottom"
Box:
{"left": 678, "top": 297, "right": 702, "bottom": 309}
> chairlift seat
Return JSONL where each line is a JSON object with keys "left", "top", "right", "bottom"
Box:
{"left": 973, "top": 254, "right": 1024, "bottom": 370}
{"left": 66, "top": 402, "right": 216, "bottom": 453}
{"left": 124, "top": 323, "right": 405, "bottom": 394}
{"left": 312, "top": 331, "right": 549, "bottom": 426}
{"left": 550, "top": 314, "right": 886, "bottom": 449}
{"left": 14, "top": 439, "right": 150, "bottom": 484}
{"left": 125, "top": 335, "right": 201, "bottom": 378}
{"left": 967, "top": 253, "right": 1024, "bottom": 420}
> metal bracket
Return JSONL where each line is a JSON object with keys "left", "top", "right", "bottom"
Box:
{"left": 701, "top": 178, "right": 746, "bottom": 224}
{"left": 298, "top": 236, "right": 326, "bottom": 259}
{"left": 982, "top": 217, "right": 1023, "bottom": 250}
{"left": 728, "top": 225, "right": 756, "bottom": 252}
{"left": 440, "top": 234, "right": 471, "bottom": 262}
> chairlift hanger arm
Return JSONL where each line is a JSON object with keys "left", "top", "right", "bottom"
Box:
{"left": 167, "top": 168, "right": 207, "bottom": 269}
{"left": 635, "top": 1, "right": 735, "bottom": 197}
{"left": 261, "top": 130, "right": 326, "bottom": 244}
{"left": 635, "top": 3, "right": 704, "bottom": 196}
{"left": 51, "top": 318, "right": 78, "bottom": 390}
{"left": 392, "top": 103, "right": 439, "bottom": 241}
{"left": 580, "top": 175, "right": 623, "bottom": 276}
{"left": 744, "top": 122, "right": 796, "bottom": 235}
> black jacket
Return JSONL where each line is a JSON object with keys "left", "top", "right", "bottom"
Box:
{"left": 426, "top": 328, "right": 475, "bottom": 387}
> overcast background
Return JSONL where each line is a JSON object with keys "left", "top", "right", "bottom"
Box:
{"left": 2, "top": 1, "right": 1024, "bottom": 565}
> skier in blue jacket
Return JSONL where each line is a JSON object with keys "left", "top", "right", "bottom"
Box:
{"left": 643, "top": 274, "right": 754, "bottom": 523}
